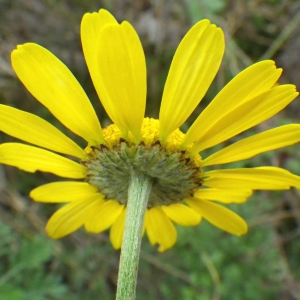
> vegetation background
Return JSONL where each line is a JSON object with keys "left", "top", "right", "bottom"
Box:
{"left": 0, "top": 0, "right": 300, "bottom": 299}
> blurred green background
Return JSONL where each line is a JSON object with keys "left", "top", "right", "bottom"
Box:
{"left": 1, "top": 0, "right": 300, "bottom": 299}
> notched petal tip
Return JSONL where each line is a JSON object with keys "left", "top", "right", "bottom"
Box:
{"left": 98, "top": 8, "right": 116, "bottom": 17}
{"left": 82, "top": 8, "right": 117, "bottom": 25}
{"left": 11, "top": 44, "right": 26, "bottom": 62}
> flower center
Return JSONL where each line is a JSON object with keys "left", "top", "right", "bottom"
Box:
{"left": 82, "top": 118, "right": 203, "bottom": 207}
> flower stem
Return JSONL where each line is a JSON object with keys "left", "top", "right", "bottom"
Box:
{"left": 115, "top": 171, "right": 152, "bottom": 300}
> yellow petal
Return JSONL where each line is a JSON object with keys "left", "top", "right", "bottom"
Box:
{"left": 85, "top": 200, "right": 124, "bottom": 233}
{"left": 30, "top": 181, "right": 99, "bottom": 203}
{"left": 159, "top": 20, "right": 224, "bottom": 142}
{"left": 11, "top": 43, "right": 104, "bottom": 145}
{"left": 185, "top": 198, "right": 248, "bottom": 236}
{"left": 202, "top": 124, "right": 300, "bottom": 167}
{"left": 110, "top": 208, "right": 127, "bottom": 249}
{"left": 0, "top": 105, "right": 84, "bottom": 159}
{"left": 0, "top": 143, "right": 84, "bottom": 179}
{"left": 190, "top": 85, "right": 298, "bottom": 154}
{"left": 162, "top": 203, "right": 201, "bottom": 226}
{"left": 97, "top": 21, "right": 146, "bottom": 142}
{"left": 81, "top": 9, "right": 117, "bottom": 94}
{"left": 193, "top": 188, "right": 252, "bottom": 203}
{"left": 203, "top": 167, "right": 300, "bottom": 190}
{"left": 182, "top": 60, "right": 283, "bottom": 148}
{"left": 46, "top": 195, "right": 103, "bottom": 239}
{"left": 145, "top": 207, "right": 177, "bottom": 252}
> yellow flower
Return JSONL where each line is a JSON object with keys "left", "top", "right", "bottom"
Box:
{"left": 1, "top": 9, "right": 300, "bottom": 252}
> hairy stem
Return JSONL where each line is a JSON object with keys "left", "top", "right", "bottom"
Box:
{"left": 116, "top": 171, "right": 152, "bottom": 300}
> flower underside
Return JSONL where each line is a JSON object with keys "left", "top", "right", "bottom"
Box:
{"left": 83, "top": 118, "right": 203, "bottom": 207}
{"left": 2, "top": 8, "right": 300, "bottom": 253}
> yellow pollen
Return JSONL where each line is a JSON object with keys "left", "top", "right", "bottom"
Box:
{"left": 100, "top": 117, "right": 201, "bottom": 165}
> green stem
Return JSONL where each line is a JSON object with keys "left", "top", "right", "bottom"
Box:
{"left": 116, "top": 171, "right": 152, "bottom": 300}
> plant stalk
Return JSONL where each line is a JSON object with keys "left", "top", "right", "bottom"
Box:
{"left": 115, "top": 171, "right": 152, "bottom": 300}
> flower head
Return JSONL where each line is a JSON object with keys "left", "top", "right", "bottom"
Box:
{"left": 1, "top": 9, "right": 299, "bottom": 252}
